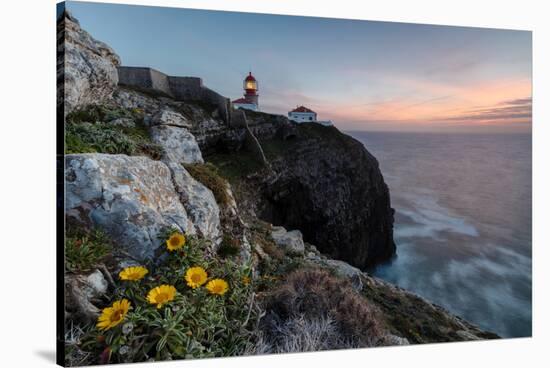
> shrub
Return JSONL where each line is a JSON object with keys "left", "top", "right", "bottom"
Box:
{"left": 184, "top": 163, "right": 230, "bottom": 206}
{"left": 65, "top": 229, "right": 111, "bottom": 272}
{"left": 65, "top": 122, "right": 137, "bottom": 154}
{"left": 250, "top": 314, "right": 358, "bottom": 354}
{"left": 258, "top": 268, "right": 386, "bottom": 352}
{"left": 217, "top": 234, "right": 241, "bottom": 258}
{"left": 66, "top": 104, "right": 143, "bottom": 124}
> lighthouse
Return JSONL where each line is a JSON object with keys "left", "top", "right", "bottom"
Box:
{"left": 232, "top": 72, "right": 259, "bottom": 111}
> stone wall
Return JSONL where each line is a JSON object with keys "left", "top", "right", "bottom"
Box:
{"left": 117, "top": 66, "right": 230, "bottom": 123}
{"left": 117, "top": 67, "right": 173, "bottom": 97}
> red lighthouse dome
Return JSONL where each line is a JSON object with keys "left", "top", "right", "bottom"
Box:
{"left": 244, "top": 72, "right": 258, "bottom": 94}
{"left": 233, "top": 72, "right": 260, "bottom": 111}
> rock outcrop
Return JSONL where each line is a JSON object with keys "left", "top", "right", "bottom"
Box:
{"left": 220, "top": 122, "right": 396, "bottom": 270}
{"left": 150, "top": 125, "right": 204, "bottom": 164}
{"left": 271, "top": 226, "right": 305, "bottom": 255}
{"left": 65, "top": 154, "right": 220, "bottom": 260}
{"left": 58, "top": 11, "right": 120, "bottom": 115}
{"left": 65, "top": 269, "right": 109, "bottom": 322}
{"left": 166, "top": 162, "right": 220, "bottom": 241}
{"left": 260, "top": 124, "right": 395, "bottom": 269}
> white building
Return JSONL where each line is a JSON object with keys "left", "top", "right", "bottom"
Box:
{"left": 287, "top": 106, "right": 334, "bottom": 126}
{"left": 288, "top": 106, "right": 317, "bottom": 123}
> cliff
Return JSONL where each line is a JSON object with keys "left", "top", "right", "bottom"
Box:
{"left": 59, "top": 12, "right": 497, "bottom": 366}
{"left": 207, "top": 120, "right": 396, "bottom": 269}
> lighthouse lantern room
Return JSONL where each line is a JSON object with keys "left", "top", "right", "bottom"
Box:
{"left": 233, "top": 72, "right": 259, "bottom": 111}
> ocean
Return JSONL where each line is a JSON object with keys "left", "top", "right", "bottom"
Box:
{"left": 349, "top": 131, "right": 532, "bottom": 338}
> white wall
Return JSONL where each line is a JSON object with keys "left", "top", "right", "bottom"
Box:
{"left": 289, "top": 112, "right": 317, "bottom": 122}
{"left": 234, "top": 103, "right": 258, "bottom": 111}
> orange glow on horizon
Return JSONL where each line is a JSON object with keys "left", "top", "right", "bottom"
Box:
{"left": 314, "top": 78, "right": 531, "bottom": 126}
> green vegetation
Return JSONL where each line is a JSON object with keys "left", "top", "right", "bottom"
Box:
{"left": 217, "top": 234, "right": 242, "bottom": 258}
{"left": 184, "top": 163, "right": 231, "bottom": 206}
{"left": 206, "top": 125, "right": 340, "bottom": 184}
{"left": 65, "top": 105, "right": 163, "bottom": 159}
{"left": 65, "top": 229, "right": 111, "bottom": 272}
{"left": 71, "top": 231, "right": 259, "bottom": 365}
{"left": 206, "top": 151, "right": 264, "bottom": 183}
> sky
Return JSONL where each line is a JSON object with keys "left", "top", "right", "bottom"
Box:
{"left": 65, "top": 1, "right": 532, "bottom": 133}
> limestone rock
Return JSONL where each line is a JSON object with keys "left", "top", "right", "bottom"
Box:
{"left": 65, "top": 269, "right": 108, "bottom": 321}
{"left": 65, "top": 153, "right": 194, "bottom": 260}
{"left": 271, "top": 226, "right": 305, "bottom": 255}
{"left": 152, "top": 109, "right": 191, "bottom": 128}
{"left": 314, "top": 258, "right": 364, "bottom": 291}
{"left": 113, "top": 87, "right": 162, "bottom": 118}
{"left": 382, "top": 335, "right": 410, "bottom": 346}
{"left": 150, "top": 125, "right": 204, "bottom": 164}
{"left": 166, "top": 162, "right": 220, "bottom": 242}
{"left": 59, "top": 13, "right": 120, "bottom": 115}
{"left": 324, "top": 259, "right": 363, "bottom": 280}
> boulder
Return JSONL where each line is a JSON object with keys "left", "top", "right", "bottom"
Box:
{"left": 152, "top": 109, "right": 191, "bottom": 128}
{"left": 323, "top": 259, "right": 363, "bottom": 280}
{"left": 65, "top": 269, "right": 108, "bottom": 321}
{"left": 65, "top": 153, "right": 194, "bottom": 260}
{"left": 59, "top": 12, "right": 120, "bottom": 115}
{"left": 271, "top": 226, "right": 305, "bottom": 255}
{"left": 166, "top": 162, "right": 220, "bottom": 242}
{"left": 150, "top": 125, "right": 204, "bottom": 164}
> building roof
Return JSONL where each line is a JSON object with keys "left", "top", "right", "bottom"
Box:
{"left": 233, "top": 97, "right": 251, "bottom": 104}
{"left": 290, "top": 105, "right": 316, "bottom": 113}
{"left": 245, "top": 72, "right": 256, "bottom": 82}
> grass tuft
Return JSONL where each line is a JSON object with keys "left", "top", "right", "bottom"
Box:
{"left": 65, "top": 228, "right": 111, "bottom": 273}
{"left": 184, "top": 163, "right": 231, "bottom": 207}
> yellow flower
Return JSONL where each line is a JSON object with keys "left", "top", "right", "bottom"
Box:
{"left": 147, "top": 285, "right": 177, "bottom": 308}
{"left": 185, "top": 266, "right": 208, "bottom": 289}
{"left": 166, "top": 232, "right": 186, "bottom": 251}
{"left": 97, "top": 299, "right": 131, "bottom": 331}
{"left": 206, "top": 279, "right": 229, "bottom": 295}
{"left": 119, "top": 266, "right": 148, "bottom": 281}
{"left": 242, "top": 276, "right": 251, "bottom": 286}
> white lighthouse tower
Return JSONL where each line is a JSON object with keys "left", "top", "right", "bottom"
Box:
{"left": 233, "top": 72, "right": 259, "bottom": 111}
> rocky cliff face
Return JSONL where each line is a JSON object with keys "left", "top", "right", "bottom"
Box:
{"left": 58, "top": 11, "right": 120, "bottom": 115}
{"left": 206, "top": 120, "right": 396, "bottom": 269}
{"left": 259, "top": 124, "right": 395, "bottom": 269}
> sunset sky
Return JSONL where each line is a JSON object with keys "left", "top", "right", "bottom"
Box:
{"left": 66, "top": 1, "right": 532, "bottom": 133}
